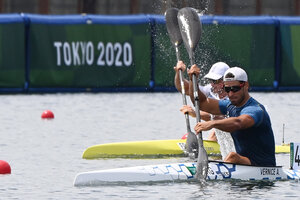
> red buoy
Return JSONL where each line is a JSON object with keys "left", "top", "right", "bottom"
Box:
{"left": 0, "top": 160, "right": 11, "bottom": 174}
{"left": 41, "top": 110, "right": 54, "bottom": 119}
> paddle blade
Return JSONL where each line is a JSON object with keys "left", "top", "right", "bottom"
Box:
{"left": 177, "top": 7, "right": 202, "bottom": 60}
{"left": 185, "top": 131, "right": 199, "bottom": 158}
{"left": 196, "top": 137, "right": 208, "bottom": 180}
{"left": 165, "top": 8, "right": 183, "bottom": 48}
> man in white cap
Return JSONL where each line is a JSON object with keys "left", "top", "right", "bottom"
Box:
{"left": 174, "top": 61, "right": 229, "bottom": 101}
{"left": 174, "top": 61, "right": 230, "bottom": 140}
{"left": 183, "top": 63, "right": 276, "bottom": 166}
{"left": 202, "top": 61, "right": 229, "bottom": 100}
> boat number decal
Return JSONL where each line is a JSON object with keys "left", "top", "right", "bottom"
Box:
{"left": 260, "top": 168, "right": 280, "bottom": 175}
{"left": 295, "top": 145, "right": 300, "bottom": 167}
{"left": 292, "top": 143, "right": 300, "bottom": 170}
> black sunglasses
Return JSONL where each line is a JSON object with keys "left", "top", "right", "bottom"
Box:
{"left": 224, "top": 83, "right": 245, "bottom": 93}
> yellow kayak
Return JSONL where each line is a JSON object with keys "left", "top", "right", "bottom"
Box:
{"left": 83, "top": 139, "right": 219, "bottom": 159}
{"left": 82, "top": 139, "right": 289, "bottom": 159}
{"left": 275, "top": 143, "right": 290, "bottom": 154}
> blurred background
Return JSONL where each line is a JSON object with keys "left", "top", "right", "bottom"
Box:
{"left": 0, "top": 0, "right": 299, "bottom": 16}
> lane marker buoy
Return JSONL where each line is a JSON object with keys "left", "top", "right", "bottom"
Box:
{"left": 0, "top": 160, "right": 11, "bottom": 174}
{"left": 41, "top": 110, "right": 54, "bottom": 119}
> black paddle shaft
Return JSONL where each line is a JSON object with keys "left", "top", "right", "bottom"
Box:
{"left": 178, "top": 7, "right": 208, "bottom": 181}
{"left": 165, "top": 8, "right": 198, "bottom": 155}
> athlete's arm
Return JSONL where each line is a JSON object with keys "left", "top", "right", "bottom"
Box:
{"left": 194, "top": 114, "right": 255, "bottom": 133}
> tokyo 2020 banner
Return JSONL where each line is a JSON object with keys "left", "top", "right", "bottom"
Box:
{"left": 28, "top": 14, "right": 151, "bottom": 88}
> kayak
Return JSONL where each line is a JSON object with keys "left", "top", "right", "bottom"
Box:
{"left": 73, "top": 160, "right": 300, "bottom": 186}
{"left": 82, "top": 139, "right": 290, "bottom": 159}
{"left": 82, "top": 139, "right": 219, "bottom": 159}
{"left": 74, "top": 142, "right": 300, "bottom": 186}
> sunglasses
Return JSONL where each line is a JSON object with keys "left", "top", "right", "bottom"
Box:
{"left": 224, "top": 83, "right": 245, "bottom": 93}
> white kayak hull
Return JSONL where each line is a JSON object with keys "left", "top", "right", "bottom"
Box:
{"left": 73, "top": 160, "right": 300, "bottom": 186}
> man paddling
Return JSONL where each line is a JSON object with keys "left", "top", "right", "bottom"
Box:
{"left": 174, "top": 61, "right": 230, "bottom": 141}
{"left": 180, "top": 62, "right": 276, "bottom": 167}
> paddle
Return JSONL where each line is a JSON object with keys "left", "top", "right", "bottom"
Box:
{"left": 165, "top": 8, "right": 198, "bottom": 157}
{"left": 177, "top": 7, "right": 208, "bottom": 181}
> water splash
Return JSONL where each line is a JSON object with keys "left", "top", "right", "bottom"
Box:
{"left": 214, "top": 129, "right": 236, "bottom": 160}
{"left": 153, "top": 0, "right": 223, "bottom": 85}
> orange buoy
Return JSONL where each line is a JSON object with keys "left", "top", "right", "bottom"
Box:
{"left": 0, "top": 160, "right": 11, "bottom": 174}
{"left": 41, "top": 110, "right": 54, "bottom": 119}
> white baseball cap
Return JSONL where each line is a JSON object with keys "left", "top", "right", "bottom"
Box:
{"left": 223, "top": 67, "right": 248, "bottom": 82}
{"left": 204, "top": 62, "right": 230, "bottom": 80}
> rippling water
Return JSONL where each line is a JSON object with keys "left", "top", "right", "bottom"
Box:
{"left": 0, "top": 92, "right": 299, "bottom": 199}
